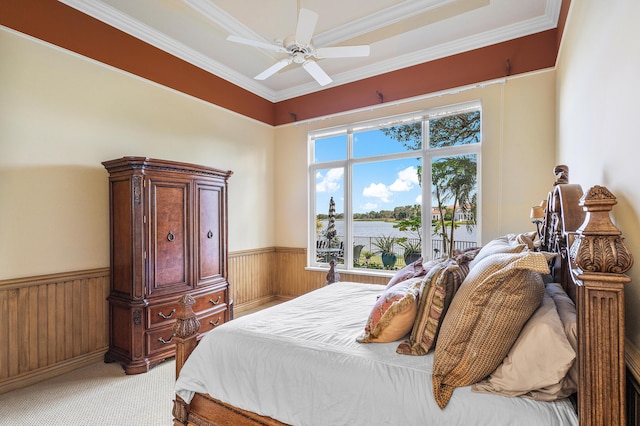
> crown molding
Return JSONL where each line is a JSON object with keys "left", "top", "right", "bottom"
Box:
{"left": 57, "top": 0, "right": 561, "bottom": 103}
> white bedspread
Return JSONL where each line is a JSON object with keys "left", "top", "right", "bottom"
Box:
{"left": 175, "top": 282, "right": 578, "bottom": 426}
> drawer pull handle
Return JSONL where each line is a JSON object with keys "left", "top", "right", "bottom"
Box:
{"left": 158, "top": 334, "right": 174, "bottom": 344}
{"left": 167, "top": 231, "right": 175, "bottom": 242}
{"left": 209, "top": 295, "right": 221, "bottom": 305}
{"left": 209, "top": 317, "right": 221, "bottom": 327}
{"left": 207, "top": 230, "right": 214, "bottom": 239}
{"left": 158, "top": 309, "right": 176, "bottom": 319}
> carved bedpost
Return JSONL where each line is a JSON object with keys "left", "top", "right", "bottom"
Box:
{"left": 569, "top": 186, "right": 633, "bottom": 426}
{"left": 173, "top": 294, "right": 200, "bottom": 378}
{"left": 172, "top": 295, "right": 200, "bottom": 426}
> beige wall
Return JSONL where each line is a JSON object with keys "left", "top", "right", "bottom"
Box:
{"left": 556, "top": 0, "right": 640, "bottom": 347}
{"left": 274, "top": 70, "right": 557, "bottom": 250}
{"left": 1, "top": 22, "right": 576, "bottom": 307}
{"left": 0, "top": 29, "right": 275, "bottom": 280}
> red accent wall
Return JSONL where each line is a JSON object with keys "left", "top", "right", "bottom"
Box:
{"left": 1, "top": 0, "right": 569, "bottom": 127}
{"left": 275, "top": 30, "right": 559, "bottom": 125}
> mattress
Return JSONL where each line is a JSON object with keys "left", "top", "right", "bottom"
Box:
{"left": 175, "top": 281, "right": 578, "bottom": 426}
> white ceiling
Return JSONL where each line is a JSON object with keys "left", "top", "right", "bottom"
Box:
{"left": 58, "top": 0, "right": 561, "bottom": 102}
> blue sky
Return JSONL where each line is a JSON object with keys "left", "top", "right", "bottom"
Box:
{"left": 314, "top": 129, "right": 423, "bottom": 215}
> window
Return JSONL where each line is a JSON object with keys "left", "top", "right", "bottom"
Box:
{"left": 310, "top": 102, "right": 481, "bottom": 272}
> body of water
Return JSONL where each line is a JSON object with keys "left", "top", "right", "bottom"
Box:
{"left": 319, "top": 219, "right": 477, "bottom": 259}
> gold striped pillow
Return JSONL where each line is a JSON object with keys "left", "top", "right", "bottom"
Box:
{"left": 432, "top": 251, "right": 549, "bottom": 408}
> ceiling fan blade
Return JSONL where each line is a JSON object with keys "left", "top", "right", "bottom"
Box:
{"left": 227, "top": 35, "right": 287, "bottom": 53}
{"left": 295, "top": 8, "right": 318, "bottom": 47}
{"left": 302, "top": 60, "right": 332, "bottom": 86}
{"left": 255, "top": 58, "right": 293, "bottom": 80}
{"left": 315, "top": 45, "right": 370, "bottom": 58}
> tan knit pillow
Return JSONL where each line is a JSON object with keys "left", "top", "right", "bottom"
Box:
{"left": 396, "top": 259, "right": 463, "bottom": 355}
{"left": 432, "top": 251, "right": 549, "bottom": 408}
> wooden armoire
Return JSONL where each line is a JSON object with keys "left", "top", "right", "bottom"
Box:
{"left": 102, "top": 157, "right": 232, "bottom": 374}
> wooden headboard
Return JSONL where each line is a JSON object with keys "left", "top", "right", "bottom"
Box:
{"left": 539, "top": 165, "right": 633, "bottom": 425}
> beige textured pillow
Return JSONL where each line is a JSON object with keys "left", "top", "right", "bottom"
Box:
{"left": 396, "top": 259, "right": 464, "bottom": 355}
{"left": 471, "top": 292, "right": 576, "bottom": 400}
{"left": 545, "top": 282, "right": 579, "bottom": 396}
{"left": 468, "top": 234, "right": 527, "bottom": 269}
{"left": 432, "top": 251, "right": 549, "bottom": 409}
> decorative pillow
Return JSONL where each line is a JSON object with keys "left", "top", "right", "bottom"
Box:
{"left": 512, "top": 231, "right": 537, "bottom": 250}
{"left": 432, "top": 251, "right": 549, "bottom": 409}
{"left": 468, "top": 234, "right": 528, "bottom": 269}
{"left": 385, "top": 257, "right": 426, "bottom": 289}
{"left": 471, "top": 292, "right": 576, "bottom": 400}
{"left": 453, "top": 247, "right": 481, "bottom": 280}
{"left": 396, "top": 259, "right": 464, "bottom": 355}
{"left": 453, "top": 247, "right": 481, "bottom": 266}
{"left": 545, "top": 282, "right": 579, "bottom": 396}
{"left": 357, "top": 277, "right": 422, "bottom": 343}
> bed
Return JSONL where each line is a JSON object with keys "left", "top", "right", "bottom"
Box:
{"left": 171, "top": 165, "right": 633, "bottom": 425}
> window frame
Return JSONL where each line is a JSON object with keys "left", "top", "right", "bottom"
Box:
{"left": 308, "top": 101, "right": 482, "bottom": 274}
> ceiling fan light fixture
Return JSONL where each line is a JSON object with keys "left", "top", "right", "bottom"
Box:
{"left": 226, "top": 8, "right": 370, "bottom": 86}
{"left": 292, "top": 51, "right": 306, "bottom": 64}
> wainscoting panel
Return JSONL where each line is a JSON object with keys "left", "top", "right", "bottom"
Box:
{"left": 228, "top": 248, "right": 276, "bottom": 309}
{"left": 272, "top": 247, "right": 388, "bottom": 297}
{"left": 0, "top": 268, "right": 110, "bottom": 394}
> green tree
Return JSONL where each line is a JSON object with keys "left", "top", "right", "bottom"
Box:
{"left": 432, "top": 155, "right": 477, "bottom": 256}
{"left": 381, "top": 111, "right": 479, "bottom": 257}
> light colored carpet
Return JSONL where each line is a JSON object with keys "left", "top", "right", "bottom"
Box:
{"left": 0, "top": 360, "right": 176, "bottom": 426}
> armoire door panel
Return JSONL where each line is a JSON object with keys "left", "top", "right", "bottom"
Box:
{"left": 196, "top": 183, "right": 222, "bottom": 285}
{"left": 149, "top": 180, "right": 191, "bottom": 295}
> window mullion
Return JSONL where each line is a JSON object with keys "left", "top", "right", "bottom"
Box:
{"left": 344, "top": 131, "right": 354, "bottom": 269}
{"left": 422, "top": 119, "right": 431, "bottom": 260}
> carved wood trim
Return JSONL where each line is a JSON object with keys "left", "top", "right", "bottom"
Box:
{"left": 565, "top": 184, "right": 633, "bottom": 426}
{"left": 173, "top": 294, "right": 200, "bottom": 379}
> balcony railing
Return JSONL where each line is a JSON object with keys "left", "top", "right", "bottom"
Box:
{"left": 317, "top": 235, "right": 478, "bottom": 268}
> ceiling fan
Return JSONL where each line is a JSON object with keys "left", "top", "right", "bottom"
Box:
{"left": 227, "top": 8, "right": 370, "bottom": 86}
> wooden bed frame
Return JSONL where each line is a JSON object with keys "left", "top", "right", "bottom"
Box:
{"left": 171, "top": 166, "right": 634, "bottom": 426}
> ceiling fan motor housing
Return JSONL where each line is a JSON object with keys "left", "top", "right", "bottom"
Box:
{"left": 284, "top": 35, "right": 311, "bottom": 63}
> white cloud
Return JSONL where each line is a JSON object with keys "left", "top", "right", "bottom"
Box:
{"left": 316, "top": 168, "right": 344, "bottom": 193}
{"left": 389, "top": 166, "right": 419, "bottom": 191}
{"left": 363, "top": 182, "right": 392, "bottom": 203}
{"left": 362, "top": 166, "right": 418, "bottom": 203}
{"left": 415, "top": 194, "right": 422, "bottom": 204}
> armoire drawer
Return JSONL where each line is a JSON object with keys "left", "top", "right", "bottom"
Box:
{"left": 198, "top": 308, "right": 227, "bottom": 334}
{"left": 146, "top": 308, "right": 226, "bottom": 357}
{"left": 147, "top": 325, "right": 176, "bottom": 356}
{"left": 192, "top": 288, "right": 227, "bottom": 313}
{"left": 148, "top": 288, "right": 227, "bottom": 327}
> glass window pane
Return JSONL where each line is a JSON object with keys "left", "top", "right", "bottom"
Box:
{"left": 315, "top": 167, "right": 344, "bottom": 264}
{"left": 428, "top": 110, "right": 480, "bottom": 148}
{"left": 353, "top": 123, "right": 421, "bottom": 158}
{"left": 430, "top": 154, "right": 478, "bottom": 259}
{"left": 314, "top": 135, "right": 347, "bottom": 162}
{"left": 352, "top": 158, "right": 422, "bottom": 269}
